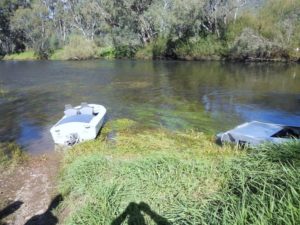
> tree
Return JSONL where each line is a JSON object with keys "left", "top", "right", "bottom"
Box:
{"left": 0, "top": 0, "right": 28, "bottom": 56}
{"left": 10, "top": 1, "right": 53, "bottom": 58}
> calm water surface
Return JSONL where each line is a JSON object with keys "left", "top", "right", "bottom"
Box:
{"left": 0, "top": 60, "right": 299, "bottom": 154}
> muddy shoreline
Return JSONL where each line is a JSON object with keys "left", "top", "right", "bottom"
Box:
{"left": 0, "top": 152, "right": 62, "bottom": 225}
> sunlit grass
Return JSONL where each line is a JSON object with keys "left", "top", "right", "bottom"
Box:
{"left": 3, "top": 51, "right": 37, "bottom": 60}
{"left": 59, "top": 119, "right": 238, "bottom": 224}
{"left": 0, "top": 142, "right": 27, "bottom": 169}
{"left": 57, "top": 119, "right": 300, "bottom": 224}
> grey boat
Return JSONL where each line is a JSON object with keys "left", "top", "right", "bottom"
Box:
{"left": 217, "top": 121, "right": 300, "bottom": 146}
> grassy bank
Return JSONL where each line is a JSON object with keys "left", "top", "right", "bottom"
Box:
{"left": 58, "top": 119, "right": 300, "bottom": 225}
{"left": 3, "top": 51, "right": 38, "bottom": 60}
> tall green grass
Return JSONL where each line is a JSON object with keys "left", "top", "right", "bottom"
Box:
{"left": 59, "top": 119, "right": 300, "bottom": 225}
{"left": 200, "top": 141, "right": 300, "bottom": 225}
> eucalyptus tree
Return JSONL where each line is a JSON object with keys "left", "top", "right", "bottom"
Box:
{"left": 0, "top": 0, "right": 29, "bottom": 55}
{"left": 10, "top": 1, "right": 53, "bottom": 58}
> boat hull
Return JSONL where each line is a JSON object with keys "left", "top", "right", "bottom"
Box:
{"left": 50, "top": 104, "right": 106, "bottom": 145}
{"left": 217, "top": 121, "right": 300, "bottom": 147}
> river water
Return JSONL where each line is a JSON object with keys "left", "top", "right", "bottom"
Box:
{"left": 0, "top": 60, "right": 299, "bottom": 154}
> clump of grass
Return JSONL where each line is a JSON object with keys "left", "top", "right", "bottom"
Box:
{"left": 201, "top": 141, "right": 300, "bottom": 224}
{"left": 59, "top": 119, "right": 300, "bottom": 225}
{"left": 3, "top": 51, "right": 37, "bottom": 60}
{"left": 0, "top": 142, "right": 26, "bottom": 168}
{"left": 61, "top": 155, "right": 223, "bottom": 225}
{"left": 57, "top": 36, "right": 99, "bottom": 60}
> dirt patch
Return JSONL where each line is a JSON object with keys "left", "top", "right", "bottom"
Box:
{"left": 0, "top": 152, "right": 62, "bottom": 225}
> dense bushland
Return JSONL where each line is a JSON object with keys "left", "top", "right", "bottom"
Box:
{"left": 58, "top": 119, "right": 300, "bottom": 224}
{"left": 1, "top": 0, "right": 300, "bottom": 61}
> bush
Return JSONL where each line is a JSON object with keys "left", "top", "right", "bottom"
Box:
{"left": 174, "top": 35, "right": 226, "bottom": 60}
{"left": 114, "top": 45, "right": 137, "bottom": 58}
{"left": 97, "top": 46, "right": 116, "bottom": 59}
{"left": 135, "top": 37, "right": 169, "bottom": 59}
{"left": 228, "top": 28, "right": 288, "bottom": 61}
{"left": 60, "top": 35, "right": 98, "bottom": 60}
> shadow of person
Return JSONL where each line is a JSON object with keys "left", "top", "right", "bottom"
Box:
{"left": 111, "top": 202, "right": 171, "bottom": 225}
{"left": 0, "top": 201, "right": 23, "bottom": 220}
{"left": 24, "top": 194, "right": 63, "bottom": 225}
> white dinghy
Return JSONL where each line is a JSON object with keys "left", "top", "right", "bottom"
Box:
{"left": 50, "top": 103, "right": 106, "bottom": 146}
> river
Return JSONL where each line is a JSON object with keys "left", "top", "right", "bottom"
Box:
{"left": 0, "top": 60, "right": 299, "bottom": 154}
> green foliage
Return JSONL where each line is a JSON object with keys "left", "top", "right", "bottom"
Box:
{"left": 228, "top": 28, "right": 288, "bottom": 61}
{"left": 1, "top": 0, "right": 300, "bottom": 61}
{"left": 174, "top": 36, "right": 226, "bottom": 60}
{"left": 102, "top": 118, "right": 137, "bottom": 135}
{"left": 10, "top": 3, "right": 53, "bottom": 59}
{"left": 97, "top": 46, "right": 116, "bottom": 59}
{"left": 59, "top": 119, "right": 300, "bottom": 225}
{"left": 96, "top": 45, "right": 138, "bottom": 59}
{"left": 201, "top": 141, "right": 300, "bottom": 224}
{"left": 114, "top": 45, "right": 137, "bottom": 58}
{"left": 49, "top": 49, "right": 65, "bottom": 60}
{"left": 58, "top": 36, "right": 98, "bottom": 60}
{"left": 3, "top": 51, "right": 37, "bottom": 60}
{"left": 135, "top": 37, "right": 168, "bottom": 59}
{"left": 0, "top": 142, "right": 26, "bottom": 168}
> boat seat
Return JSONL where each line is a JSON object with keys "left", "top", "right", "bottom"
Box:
{"left": 80, "top": 106, "right": 93, "bottom": 115}
{"left": 64, "top": 104, "right": 78, "bottom": 117}
{"left": 64, "top": 108, "right": 78, "bottom": 117}
{"left": 80, "top": 103, "right": 94, "bottom": 115}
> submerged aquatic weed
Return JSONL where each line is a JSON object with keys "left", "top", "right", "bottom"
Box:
{"left": 131, "top": 97, "right": 220, "bottom": 133}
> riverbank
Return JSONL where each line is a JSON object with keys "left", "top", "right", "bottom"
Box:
{"left": 58, "top": 119, "right": 300, "bottom": 225}
{"left": 0, "top": 146, "right": 62, "bottom": 225}
{"left": 1, "top": 119, "right": 300, "bottom": 224}
{"left": 2, "top": 48, "right": 300, "bottom": 62}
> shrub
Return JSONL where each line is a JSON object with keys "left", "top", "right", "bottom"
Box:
{"left": 135, "top": 37, "right": 168, "bottom": 59}
{"left": 97, "top": 46, "right": 116, "bottom": 59}
{"left": 60, "top": 35, "right": 98, "bottom": 60}
{"left": 228, "top": 28, "right": 288, "bottom": 61}
{"left": 114, "top": 45, "right": 137, "bottom": 58}
{"left": 174, "top": 35, "right": 226, "bottom": 60}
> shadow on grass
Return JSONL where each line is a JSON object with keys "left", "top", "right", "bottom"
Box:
{"left": 0, "top": 200, "right": 23, "bottom": 224}
{"left": 112, "top": 202, "right": 171, "bottom": 225}
{"left": 24, "top": 194, "right": 63, "bottom": 225}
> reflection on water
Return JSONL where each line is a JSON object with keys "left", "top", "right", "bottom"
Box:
{"left": 0, "top": 60, "right": 299, "bottom": 154}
